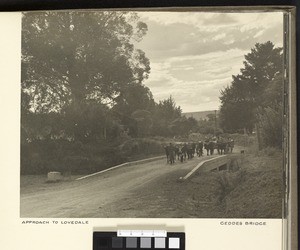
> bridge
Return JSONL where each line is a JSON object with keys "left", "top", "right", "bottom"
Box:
{"left": 20, "top": 153, "right": 240, "bottom": 218}
{"left": 179, "top": 154, "right": 233, "bottom": 181}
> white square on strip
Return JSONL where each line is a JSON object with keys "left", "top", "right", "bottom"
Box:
{"left": 169, "top": 238, "right": 180, "bottom": 249}
{"left": 154, "top": 238, "right": 165, "bottom": 248}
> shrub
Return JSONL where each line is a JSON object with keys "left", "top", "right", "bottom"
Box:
{"left": 259, "top": 147, "right": 281, "bottom": 157}
{"left": 21, "top": 137, "right": 164, "bottom": 175}
{"left": 214, "top": 169, "right": 246, "bottom": 204}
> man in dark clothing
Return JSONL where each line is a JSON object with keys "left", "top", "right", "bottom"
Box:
{"left": 197, "top": 141, "right": 203, "bottom": 156}
{"left": 181, "top": 143, "right": 188, "bottom": 160}
{"left": 163, "top": 145, "right": 170, "bottom": 163}
{"left": 168, "top": 143, "right": 176, "bottom": 164}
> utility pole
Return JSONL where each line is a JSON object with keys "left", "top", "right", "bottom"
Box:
{"left": 214, "top": 109, "right": 217, "bottom": 136}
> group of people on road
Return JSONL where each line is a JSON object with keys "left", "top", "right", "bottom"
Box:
{"left": 163, "top": 141, "right": 204, "bottom": 165}
{"left": 163, "top": 137, "right": 234, "bottom": 164}
{"left": 203, "top": 136, "right": 235, "bottom": 156}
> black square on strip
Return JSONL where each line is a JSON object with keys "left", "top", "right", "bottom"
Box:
{"left": 97, "top": 238, "right": 109, "bottom": 249}
{"left": 112, "top": 237, "right": 123, "bottom": 248}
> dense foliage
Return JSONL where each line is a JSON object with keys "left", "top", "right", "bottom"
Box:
{"left": 21, "top": 12, "right": 201, "bottom": 174}
{"left": 219, "top": 42, "right": 283, "bottom": 149}
{"left": 21, "top": 13, "right": 283, "bottom": 175}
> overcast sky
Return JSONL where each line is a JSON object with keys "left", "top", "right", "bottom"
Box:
{"left": 134, "top": 11, "right": 283, "bottom": 113}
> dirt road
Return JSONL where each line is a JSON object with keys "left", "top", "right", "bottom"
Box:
{"left": 20, "top": 154, "right": 217, "bottom": 218}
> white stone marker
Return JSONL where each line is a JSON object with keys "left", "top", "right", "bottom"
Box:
{"left": 47, "top": 171, "right": 62, "bottom": 182}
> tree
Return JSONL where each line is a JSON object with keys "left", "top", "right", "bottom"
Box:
{"left": 112, "top": 83, "right": 155, "bottom": 116}
{"left": 241, "top": 42, "right": 283, "bottom": 101}
{"left": 169, "top": 116, "right": 199, "bottom": 136}
{"left": 21, "top": 11, "right": 151, "bottom": 143}
{"left": 151, "top": 96, "right": 182, "bottom": 136}
{"left": 219, "top": 42, "right": 283, "bottom": 135}
{"left": 21, "top": 11, "right": 150, "bottom": 113}
{"left": 155, "top": 96, "right": 182, "bottom": 121}
{"left": 256, "top": 74, "right": 283, "bottom": 148}
{"left": 219, "top": 84, "right": 256, "bottom": 133}
{"left": 131, "top": 109, "right": 153, "bottom": 137}
{"left": 63, "top": 101, "right": 120, "bottom": 142}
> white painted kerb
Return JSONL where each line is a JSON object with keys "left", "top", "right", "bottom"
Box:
{"left": 180, "top": 155, "right": 227, "bottom": 181}
{"left": 76, "top": 155, "right": 164, "bottom": 181}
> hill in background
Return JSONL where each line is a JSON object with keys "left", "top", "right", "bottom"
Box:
{"left": 183, "top": 110, "right": 219, "bottom": 121}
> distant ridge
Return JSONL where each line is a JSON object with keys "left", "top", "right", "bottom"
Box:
{"left": 183, "top": 110, "right": 219, "bottom": 121}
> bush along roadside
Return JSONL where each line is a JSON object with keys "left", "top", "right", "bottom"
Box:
{"left": 213, "top": 149, "right": 283, "bottom": 218}
{"left": 21, "top": 138, "right": 164, "bottom": 175}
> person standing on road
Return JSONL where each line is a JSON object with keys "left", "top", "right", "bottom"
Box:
{"left": 168, "top": 143, "right": 176, "bottom": 165}
{"left": 163, "top": 145, "right": 170, "bottom": 163}
{"left": 182, "top": 143, "right": 188, "bottom": 160}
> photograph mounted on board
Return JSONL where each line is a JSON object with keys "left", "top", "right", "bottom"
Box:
{"left": 20, "top": 10, "right": 285, "bottom": 218}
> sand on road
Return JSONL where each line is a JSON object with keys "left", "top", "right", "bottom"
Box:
{"left": 20, "top": 155, "right": 217, "bottom": 218}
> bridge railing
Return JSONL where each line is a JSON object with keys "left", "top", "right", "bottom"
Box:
{"left": 76, "top": 155, "right": 165, "bottom": 181}
{"left": 179, "top": 155, "right": 230, "bottom": 181}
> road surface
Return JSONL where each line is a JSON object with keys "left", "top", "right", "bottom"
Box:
{"left": 20, "top": 154, "right": 218, "bottom": 218}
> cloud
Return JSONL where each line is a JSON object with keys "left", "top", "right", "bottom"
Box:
{"left": 212, "top": 33, "right": 226, "bottom": 40}
{"left": 138, "top": 12, "right": 282, "bottom": 32}
{"left": 202, "top": 13, "right": 237, "bottom": 25}
{"left": 148, "top": 48, "right": 247, "bottom": 83}
{"left": 137, "top": 20, "right": 282, "bottom": 62}
{"left": 143, "top": 50, "right": 242, "bottom": 111}
{"left": 133, "top": 11, "right": 284, "bottom": 112}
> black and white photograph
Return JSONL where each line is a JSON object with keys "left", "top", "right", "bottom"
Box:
{"left": 20, "top": 10, "right": 285, "bottom": 218}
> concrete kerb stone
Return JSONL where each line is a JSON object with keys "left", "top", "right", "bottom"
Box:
{"left": 178, "top": 155, "right": 228, "bottom": 182}
{"left": 76, "top": 155, "right": 165, "bottom": 181}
